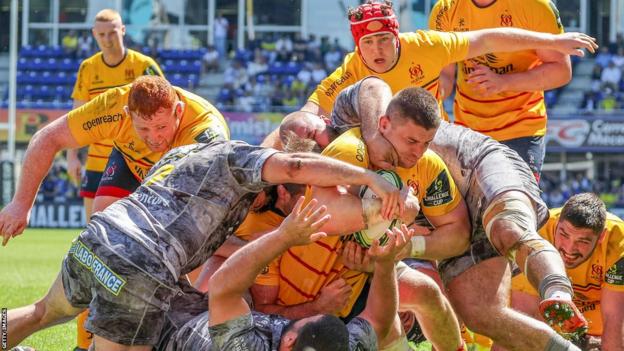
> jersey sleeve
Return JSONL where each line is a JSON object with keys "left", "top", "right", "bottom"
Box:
{"left": 604, "top": 224, "right": 624, "bottom": 291}
{"left": 66, "top": 88, "right": 126, "bottom": 146}
{"left": 321, "top": 129, "right": 370, "bottom": 169}
{"left": 424, "top": 30, "right": 470, "bottom": 67}
{"left": 71, "top": 61, "right": 90, "bottom": 101}
{"left": 308, "top": 52, "right": 359, "bottom": 114}
{"left": 227, "top": 142, "right": 279, "bottom": 192}
{"left": 418, "top": 151, "right": 462, "bottom": 217}
{"left": 428, "top": 0, "right": 452, "bottom": 31}
{"left": 142, "top": 56, "right": 165, "bottom": 77}
{"left": 527, "top": 1, "right": 564, "bottom": 34}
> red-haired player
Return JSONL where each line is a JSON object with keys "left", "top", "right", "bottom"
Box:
{"left": 0, "top": 75, "right": 229, "bottom": 245}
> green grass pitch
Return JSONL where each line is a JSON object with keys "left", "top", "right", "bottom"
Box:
{"left": 1, "top": 228, "right": 432, "bottom": 350}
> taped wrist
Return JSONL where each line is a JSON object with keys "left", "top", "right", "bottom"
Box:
{"left": 410, "top": 236, "right": 426, "bottom": 258}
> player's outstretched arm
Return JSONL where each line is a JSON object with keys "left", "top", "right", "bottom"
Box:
{"left": 262, "top": 152, "right": 403, "bottom": 220}
{"left": 600, "top": 287, "right": 624, "bottom": 351}
{"left": 209, "top": 198, "right": 330, "bottom": 326}
{"left": 359, "top": 225, "right": 414, "bottom": 342}
{"left": 464, "top": 28, "right": 598, "bottom": 60}
{"left": 0, "top": 115, "right": 81, "bottom": 246}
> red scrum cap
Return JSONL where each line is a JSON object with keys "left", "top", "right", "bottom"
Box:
{"left": 349, "top": 1, "right": 399, "bottom": 49}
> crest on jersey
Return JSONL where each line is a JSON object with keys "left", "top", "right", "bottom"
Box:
{"left": 591, "top": 264, "right": 603, "bottom": 281}
{"left": 500, "top": 11, "right": 513, "bottom": 27}
{"left": 125, "top": 69, "right": 135, "bottom": 81}
{"left": 409, "top": 63, "right": 424, "bottom": 83}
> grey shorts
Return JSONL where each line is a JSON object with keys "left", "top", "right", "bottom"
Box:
{"left": 438, "top": 146, "right": 548, "bottom": 286}
{"left": 62, "top": 229, "right": 186, "bottom": 346}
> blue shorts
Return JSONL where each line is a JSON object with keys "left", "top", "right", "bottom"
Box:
{"left": 500, "top": 135, "right": 545, "bottom": 182}
{"left": 80, "top": 170, "right": 103, "bottom": 199}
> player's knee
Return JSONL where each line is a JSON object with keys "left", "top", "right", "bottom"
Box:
{"left": 402, "top": 273, "right": 444, "bottom": 312}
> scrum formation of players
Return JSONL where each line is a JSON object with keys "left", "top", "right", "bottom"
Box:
{"left": 1, "top": 2, "right": 622, "bottom": 351}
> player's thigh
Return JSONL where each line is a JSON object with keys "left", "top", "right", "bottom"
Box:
{"left": 446, "top": 256, "right": 512, "bottom": 321}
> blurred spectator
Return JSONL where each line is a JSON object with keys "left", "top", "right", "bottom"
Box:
{"left": 311, "top": 63, "right": 327, "bottom": 84}
{"left": 297, "top": 64, "right": 313, "bottom": 85}
{"left": 77, "top": 32, "right": 93, "bottom": 59}
{"left": 324, "top": 44, "right": 343, "bottom": 70}
{"left": 612, "top": 47, "right": 624, "bottom": 68}
{"left": 223, "top": 60, "right": 248, "bottom": 89}
{"left": 62, "top": 30, "right": 78, "bottom": 57}
{"left": 202, "top": 45, "right": 220, "bottom": 73}
{"left": 599, "top": 89, "right": 618, "bottom": 111}
{"left": 281, "top": 90, "right": 299, "bottom": 107}
{"left": 247, "top": 54, "right": 268, "bottom": 76}
{"left": 275, "top": 35, "right": 293, "bottom": 61}
{"left": 236, "top": 90, "right": 255, "bottom": 112}
{"left": 214, "top": 13, "right": 229, "bottom": 59}
{"left": 595, "top": 46, "right": 613, "bottom": 68}
{"left": 600, "top": 60, "right": 621, "bottom": 91}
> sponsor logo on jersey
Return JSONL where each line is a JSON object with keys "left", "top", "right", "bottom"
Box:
{"left": 82, "top": 113, "right": 122, "bottom": 131}
{"left": 324, "top": 71, "right": 353, "bottom": 97}
{"left": 605, "top": 258, "right": 624, "bottom": 285}
{"left": 423, "top": 170, "right": 452, "bottom": 207}
{"left": 70, "top": 240, "right": 127, "bottom": 296}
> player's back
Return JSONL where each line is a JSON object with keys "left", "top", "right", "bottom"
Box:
{"left": 90, "top": 141, "right": 273, "bottom": 279}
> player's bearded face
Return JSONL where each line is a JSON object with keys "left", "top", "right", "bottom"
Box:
{"left": 379, "top": 116, "right": 435, "bottom": 168}
{"left": 358, "top": 33, "right": 398, "bottom": 73}
{"left": 554, "top": 220, "right": 602, "bottom": 269}
{"left": 130, "top": 103, "right": 183, "bottom": 152}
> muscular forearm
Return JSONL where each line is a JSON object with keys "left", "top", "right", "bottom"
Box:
{"left": 366, "top": 260, "right": 398, "bottom": 338}
{"left": 602, "top": 317, "right": 624, "bottom": 351}
{"left": 281, "top": 153, "right": 375, "bottom": 189}
{"left": 495, "top": 61, "right": 571, "bottom": 93}
{"left": 420, "top": 222, "right": 470, "bottom": 261}
{"left": 466, "top": 28, "right": 555, "bottom": 58}
{"left": 211, "top": 229, "right": 290, "bottom": 297}
{"left": 12, "top": 131, "right": 67, "bottom": 209}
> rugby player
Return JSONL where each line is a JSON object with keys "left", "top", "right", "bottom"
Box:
{"left": 263, "top": 0, "right": 597, "bottom": 172}
{"left": 159, "top": 198, "right": 412, "bottom": 351}
{"left": 280, "top": 77, "right": 587, "bottom": 350}
{"left": 431, "top": 0, "right": 572, "bottom": 180}
{"left": 0, "top": 75, "right": 229, "bottom": 246}
{"left": 64, "top": 10, "right": 164, "bottom": 350}
{"left": 511, "top": 193, "right": 624, "bottom": 351}
{"left": 5, "top": 140, "right": 404, "bottom": 350}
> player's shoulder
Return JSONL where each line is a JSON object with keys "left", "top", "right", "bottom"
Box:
{"left": 605, "top": 212, "right": 624, "bottom": 251}
{"left": 322, "top": 128, "right": 368, "bottom": 164}
{"left": 79, "top": 52, "right": 101, "bottom": 68}
{"left": 127, "top": 49, "right": 158, "bottom": 64}
{"left": 431, "top": 0, "right": 455, "bottom": 12}
{"left": 418, "top": 148, "right": 446, "bottom": 167}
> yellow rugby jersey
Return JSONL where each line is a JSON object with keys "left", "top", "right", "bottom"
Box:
{"left": 235, "top": 210, "right": 285, "bottom": 242}
{"left": 308, "top": 31, "right": 469, "bottom": 117}
{"left": 512, "top": 209, "right": 624, "bottom": 335}
{"left": 67, "top": 84, "right": 229, "bottom": 181}
{"left": 72, "top": 49, "right": 164, "bottom": 172}
{"left": 429, "top": 0, "right": 564, "bottom": 141}
{"left": 258, "top": 128, "right": 462, "bottom": 317}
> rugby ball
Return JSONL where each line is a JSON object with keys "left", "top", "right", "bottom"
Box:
{"left": 352, "top": 170, "right": 403, "bottom": 248}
